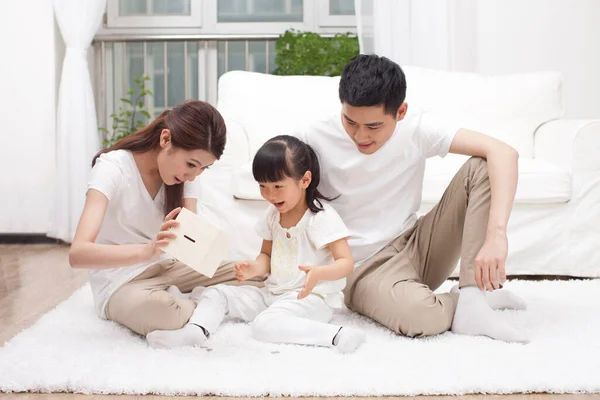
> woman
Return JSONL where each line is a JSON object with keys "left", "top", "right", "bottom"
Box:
{"left": 70, "top": 100, "right": 260, "bottom": 342}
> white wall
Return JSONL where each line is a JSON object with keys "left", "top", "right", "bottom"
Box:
{"left": 364, "top": 0, "right": 457, "bottom": 72}
{"left": 0, "top": 1, "right": 58, "bottom": 233}
{"left": 384, "top": 0, "right": 600, "bottom": 119}
{"left": 473, "top": 0, "right": 600, "bottom": 119}
{"left": 409, "top": 0, "right": 451, "bottom": 70}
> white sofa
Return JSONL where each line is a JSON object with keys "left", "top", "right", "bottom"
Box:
{"left": 196, "top": 68, "right": 600, "bottom": 278}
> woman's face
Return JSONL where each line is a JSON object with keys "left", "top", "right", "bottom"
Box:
{"left": 157, "top": 129, "right": 217, "bottom": 185}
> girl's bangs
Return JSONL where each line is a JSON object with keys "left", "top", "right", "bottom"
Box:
{"left": 252, "top": 141, "right": 292, "bottom": 183}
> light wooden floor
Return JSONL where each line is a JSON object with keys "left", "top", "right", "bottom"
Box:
{"left": 1, "top": 244, "right": 598, "bottom": 400}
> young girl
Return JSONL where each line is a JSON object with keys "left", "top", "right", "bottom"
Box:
{"left": 69, "top": 100, "right": 260, "bottom": 340}
{"left": 147, "top": 135, "right": 366, "bottom": 353}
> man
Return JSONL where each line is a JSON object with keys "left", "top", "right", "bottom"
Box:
{"left": 302, "top": 54, "right": 528, "bottom": 342}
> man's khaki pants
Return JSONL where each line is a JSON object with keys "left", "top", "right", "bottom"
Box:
{"left": 343, "top": 157, "right": 491, "bottom": 338}
{"left": 106, "top": 260, "right": 264, "bottom": 336}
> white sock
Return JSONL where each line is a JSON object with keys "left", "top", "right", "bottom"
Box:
{"left": 146, "top": 323, "right": 207, "bottom": 349}
{"left": 451, "top": 286, "right": 529, "bottom": 343}
{"left": 485, "top": 289, "right": 527, "bottom": 310}
{"left": 450, "top": 285, "right": 527, "bottom": 310}
{"left": 333, "top": 327, "right": 366, "bottom": 354}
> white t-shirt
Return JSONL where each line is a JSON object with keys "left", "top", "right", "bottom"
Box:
{"left": 302, "top": 110, "right": 459, "bottom": 268}
{"left": 87, "top": 150, "right": 200, "bottom": 318}
{"left": 255, "top": 203, "right": 350, "bottom": 307}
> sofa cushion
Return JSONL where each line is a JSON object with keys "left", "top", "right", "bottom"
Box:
{"left": 423, "top": 156, "right": 572, "bottom": 204}
{"left": 233, "top": 157, "right": 572, "bottom": 205}
{"left": 217, "top": 69, "right": 563, "bottom": 159}
{"left": 232, "top": 162, "right": 261, "bottom": 200}
{"left": 402, "top": 67, "right": 563, "bottom": 158}
{"left": 402, "top": 67, "right": 563, "bottom": 120}
{"left": 436, "top": 117, "right": 546, "bottom": 159}
{"left": 221, "top": 118, "right": 250, "bottom": 168}
{"left": 217, "top": 71, "right": 341, "bottom": 158}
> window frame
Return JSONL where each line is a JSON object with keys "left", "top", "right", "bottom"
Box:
{"left": 106, "top": 0, "right": 203, "bottom": 28}
{"left": 317, "top": 0, "right": 357, "bottom": 28}
{"left": 201, "top": 0, "right": 311, "bottom": 35}
{"left": 103, "top": 0, "right": 356, "bottom": 32}
{"left": 95, "top": 0, "right": 358, "bottom": 130}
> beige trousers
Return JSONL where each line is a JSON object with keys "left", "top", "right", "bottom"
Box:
{"left": 343, "top": 157, "right": 491, "bottom": 338}
{"left": 106, "top": 260, "right": 264, "bottom": 335}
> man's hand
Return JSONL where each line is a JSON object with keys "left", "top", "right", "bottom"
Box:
{"left": 234, "top": 261, "right": 261, "bottom": 282}
{"left": 475, "top": 231, "right": 508, "bottom": 291}
{"left": 297, "top": 265, "right": 322, "bottom": 299}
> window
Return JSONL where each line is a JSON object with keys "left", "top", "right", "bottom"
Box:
{"left": 217, "top": 0, "right": 304, "bottom": 22}
{"left": 318, "top": 0, "right": 356, "bottom": 27}
{"left": 119, "top": 0, "right": 192, "bottom": 16}
{"left": 107, "top": 0, "right": 202, "bottom": 27}
{"left": 103, "top": 0, "right": 355, "bottom": 32}
{"left": 217, "top": 41, "right": 277, "bottom": 76}
{"left": 329, "top": 0, "right": 356, "bottom": 15}
{"left": 95, "top": 0, "right": 356, "bottom": 128}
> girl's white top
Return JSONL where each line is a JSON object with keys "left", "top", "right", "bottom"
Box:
{"left": 255, "top": 203, "right": 350, "bottom": 307}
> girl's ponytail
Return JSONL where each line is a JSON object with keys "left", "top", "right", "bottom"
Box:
{"left": 304, "top": 142, "right": 333, "bottom": 213}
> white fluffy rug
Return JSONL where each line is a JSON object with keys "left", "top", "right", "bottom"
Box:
{"left": 1, "top": 279, "right": 599, "bottom": 397}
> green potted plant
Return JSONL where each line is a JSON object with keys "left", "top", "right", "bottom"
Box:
{"left": 273, "top": 30, "right": 359, "bottom": 76}
{"left": 99, "top": 75, "right": 153, "bottom": 147}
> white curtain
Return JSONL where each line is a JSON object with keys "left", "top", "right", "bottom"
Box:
{"left": 48, "top": 0, "right": 106, "bottom": 242}
{"left": 354, "top": 0, "right": 476, "bottom": 71}
{"left": 354, "top": 0, "right": 411, "bottom": 64}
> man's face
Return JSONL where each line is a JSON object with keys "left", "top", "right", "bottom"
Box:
{"left": 340, "top": 102, "right": 407, "bottom": 154}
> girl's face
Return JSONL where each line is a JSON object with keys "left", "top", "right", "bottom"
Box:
{"left": 258, "top": 172, "right": 311, "bottom": 214}
{"left": 157, "top": 129, "right": 216, "bottom": 185}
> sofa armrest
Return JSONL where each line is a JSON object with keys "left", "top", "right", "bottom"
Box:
{"left": 535, "top": 119, "right": 600, "bottom": 275}
{"left": 534, "top": 119, "right": 600, "bottom": 173}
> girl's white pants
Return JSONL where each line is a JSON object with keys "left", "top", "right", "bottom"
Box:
{"left": 189, "top": 285, "right": 340, "bottom": 347}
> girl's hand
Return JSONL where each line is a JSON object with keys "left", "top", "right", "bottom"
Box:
{"left": 234, "top": 260, "right": 259, "bottom": 282}
{"left": 297, "top": 265, "right": 322, "bottom": 299}
{"left": 140, "top": 207, "right": 181, "bottom": 262}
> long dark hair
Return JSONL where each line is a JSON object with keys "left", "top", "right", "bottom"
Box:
{"left": 93, "top": 100, "right": 226, "bottom": 215}
{"left": 252, "top": 135, "right": 333, "bottom": 213}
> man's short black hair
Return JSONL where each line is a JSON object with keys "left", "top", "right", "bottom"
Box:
{"left": 339, "top": 54, "right": 407, "bottom": 116}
